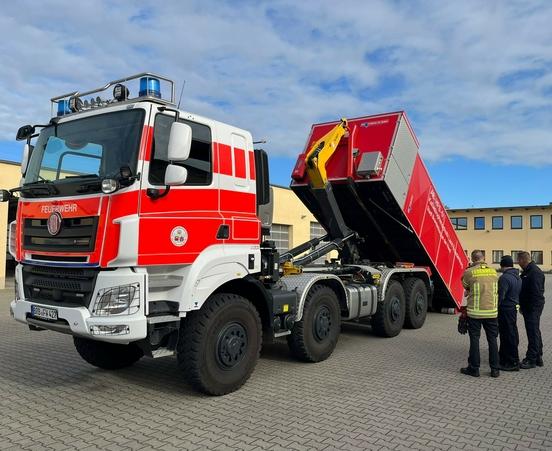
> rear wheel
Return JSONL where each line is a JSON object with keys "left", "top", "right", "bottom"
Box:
{"left": 371, "top": 280, "right": 405, "bottom": 337}
{"left": 177, "top": 293, "right": 262, "bottom": 396}
{"left": 287, "top": 284, "right": 341, "bottom": 362}
{"left": 403, "top": 278, "right": 428, "bottom": 329}
{"left": 73, "top": 337, "right": 143, "bottom": 370}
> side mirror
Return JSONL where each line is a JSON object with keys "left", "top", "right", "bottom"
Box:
{"left": 16, "top": 125, "right": 35, "bottom": 141}
{"left": 0, "top": 189, "right": 11, "bottom": 202}
{"left": 167, "top": 122, "right": 192, "bottom": 161}
{"left": 21, "top": 143, "right": 33, "bottom": 175}
{"left": 165, "top": 164, "right": 188, "bottom": 186}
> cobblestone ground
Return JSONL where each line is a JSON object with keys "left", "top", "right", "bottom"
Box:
{"left": 1, "top": 280, "right": 551, "bottom": 451}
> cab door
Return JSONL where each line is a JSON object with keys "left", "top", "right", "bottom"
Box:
{"left": 137, "top": 111, "right": 222, "bottom": 266}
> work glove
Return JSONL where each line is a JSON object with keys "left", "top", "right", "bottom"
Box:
{"left": 458, "top": 316, "right": 468, "bottom": 334}
{"left": 457, "top": 307, "right": 468, "bottom": 335}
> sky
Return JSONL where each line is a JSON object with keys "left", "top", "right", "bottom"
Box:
{"left": 1, "top": 0, "right": 552, "bottom": 208}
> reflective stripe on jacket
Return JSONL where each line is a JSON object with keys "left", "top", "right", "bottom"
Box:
{"left": 462, "top": 262, "right": 498, "bottom": 319}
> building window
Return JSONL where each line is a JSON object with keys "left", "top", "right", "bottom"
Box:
{"left": 268, "top": 224, "right": 290, "bottom": 252}
{"left": 530, "top": 215, "right": 543, "bottom": 229}
{"left": 451, "top": 217, "right": 467, "bottom": 230}
{"left": 531, "top": 251, "right": 543, "bottom": 264}
{"left": 511, "top": 216, "right": 522, "bottom": 229}
{"left": 492, "top": 216, "right": 503, "bottom": 230}
{"left": 511, "top": 250, "right": 523, "bottom": 263}
{"left": 310, "top": 222, "right": 328, "bottom": 264}
{"left": 474, "top": 217, "right": 485, "bottom": 230}
{"left": 492, "top": 250, "right": 503, "bottom": 264}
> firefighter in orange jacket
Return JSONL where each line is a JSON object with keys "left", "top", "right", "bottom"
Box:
{"left": 460, "top": 250, "right": 500, "bottom": 378}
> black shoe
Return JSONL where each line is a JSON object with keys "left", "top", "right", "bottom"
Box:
{"left": 490, "top": 369, "right": 500, "bottom": 378}
{"left": 499, "top": 364, "right": 520, "bottom": 372}
{"left": 536, "top": 357, "right": 544, "bottom": 367}
{"left": 461, "top": 366, "right": 480, "bottom": 377}
{"left": 520, "top": 359, "right": 536, "bottom": 369}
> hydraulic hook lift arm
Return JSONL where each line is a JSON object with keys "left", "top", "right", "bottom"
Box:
{"left": 282, "top": 118, "right": 359, "bottom": 274}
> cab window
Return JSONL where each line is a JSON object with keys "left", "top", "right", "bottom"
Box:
{"left": 150, "top": 114, "right": 212, "bottom": 185}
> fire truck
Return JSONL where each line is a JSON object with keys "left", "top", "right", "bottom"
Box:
{"left": 2, "top": 73, "right": 468, "bottom": 395}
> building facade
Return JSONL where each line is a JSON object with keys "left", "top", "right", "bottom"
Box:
{"left": 448, "top": 205, "right": 552, "bottom": 271}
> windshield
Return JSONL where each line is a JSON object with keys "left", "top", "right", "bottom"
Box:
{"left": 24, "top": 109, "right": 144, "bottom": 195}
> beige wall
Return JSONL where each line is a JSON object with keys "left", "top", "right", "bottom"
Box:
{"left": 448, "top": 206, "right": 552, "bottom": 271}
{"left": 0, "top": 161, "right": 22, "bottom": 289}
{"left": 271, "top": 185, "right": 318, "bottom": 248}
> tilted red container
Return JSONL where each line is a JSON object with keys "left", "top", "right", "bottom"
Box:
{"left": 291, "top": 111, "right": 468, "bottom": 309}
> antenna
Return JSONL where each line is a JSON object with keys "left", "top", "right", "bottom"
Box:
{"left": 177, "top": 80, "right": 186, "bottom": 109}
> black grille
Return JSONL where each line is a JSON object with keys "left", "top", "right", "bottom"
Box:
{"left": 23, "top": 216, "right": 98, "bottom": 252}
{"left": 22, "top": 265, "right": 99, "bottom": 307}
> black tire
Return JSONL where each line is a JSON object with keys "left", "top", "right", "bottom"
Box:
{"left": 403, "top": 278, "right": 428, "bottom": 329}
{"left": 177, "top": 293, "right": 262, "bottom": 396}
{"left": 73, "top": 337, "right": 143, "bottom": 370}
{"left": 371, "top": 280, "right": 406, "bottom": 337}
{"left": 287, "top": 284, "right": 341, "bottom": 362}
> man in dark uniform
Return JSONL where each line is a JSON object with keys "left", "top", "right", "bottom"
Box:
{"left": 497, "top": 255, "right": 522, "bottom": 371}
{"left": 517, "top": 251, "right": 545, "bottom": 369}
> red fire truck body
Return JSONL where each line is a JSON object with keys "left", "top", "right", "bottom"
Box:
{"left": 4, "top": 74, "right": 466, "bottom": 395}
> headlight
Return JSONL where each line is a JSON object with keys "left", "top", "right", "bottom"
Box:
{"left": 92, "top": 283, "right": 140, "bottom": 316}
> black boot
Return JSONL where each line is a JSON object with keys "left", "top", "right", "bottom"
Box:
{"left": 536, "top": 357, "right": 544, "bottom": 367}
{"left": 460, "top": 366, "right": 480, "bottom": 377}
{"left": 490, "top": 368, "right": 500, "bottom": 378}
{"left": 520, "top": 359, "right": 536, "bottom": 369}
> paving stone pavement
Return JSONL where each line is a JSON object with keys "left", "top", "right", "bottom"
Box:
{"left": 1, "top": 280, "right": 551, "bottom": 451}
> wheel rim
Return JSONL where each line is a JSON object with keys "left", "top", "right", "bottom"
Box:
{"left": 313, "top": 305, "right": 332, "bottom": 342}
{"left": 414, "top": 292, "right": 425, "bottom": 316}
{"left": 216, "top": 322, "right": 248, "bottom": 369}
{"left": 390, "top": 296, "right": 401, "bottom": 322}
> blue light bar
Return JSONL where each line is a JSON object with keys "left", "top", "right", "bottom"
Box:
{"left": 57, "top": 100, "right": 70, "bottom": 116}
{"left": 139, "top": 77, "right": 161, "bottom": 98}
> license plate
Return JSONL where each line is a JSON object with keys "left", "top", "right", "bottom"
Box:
{"left": 31, "top": 305, "right": 58, "bottom": 322}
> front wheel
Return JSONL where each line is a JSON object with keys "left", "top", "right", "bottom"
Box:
{"left": 177, "top": 293, "right": 262, "bottom": 396}
{"left": 287, "top": 284, "right": 341, "bottom": 362}
{"left": 371, "top": 280, "right": 406, "bottom": 337}
{"left": 73, "top": 337, "right": 143, "bottom": 370}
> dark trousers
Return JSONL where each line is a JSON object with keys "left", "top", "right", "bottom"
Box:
{"left": 468, "top": 317, "right": 499, "bottom": 370}
{"left": 498, "top": 308, "right": 519, "bottom": 367}
{"left": 522, "top": 304, "right": 544, "bottom": 362}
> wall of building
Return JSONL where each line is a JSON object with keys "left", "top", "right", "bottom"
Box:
{"left": 0, "top": 161, "right": 22, "bottom": 289}
{"left": 271, "top": 185, "right": 319, "bottom": 250}
{"left": 448, "top": 206, "right": 552, "bottom": 271}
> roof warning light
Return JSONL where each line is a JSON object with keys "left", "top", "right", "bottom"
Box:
{"left": 139, "top": 77, "right": 161, "bottom": 98}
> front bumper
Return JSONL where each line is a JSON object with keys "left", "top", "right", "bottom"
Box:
{"left": 10, "top": 265, "right": 147, "bottom": 344}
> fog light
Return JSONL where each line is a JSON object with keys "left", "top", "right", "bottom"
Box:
{"left": 113, "top": 83, "right": 129, "bottom": 101}
{"left": 90, "top": 325, "right": 130, "bottom": 336}
{"left": 92, "top": 283, "right": 140, "bottom": 316}
{"left": 69, "top": 96, "right": 83, "bottom": 112}
{"left": 101, "top": 178, "right": 118, "bottom": 194}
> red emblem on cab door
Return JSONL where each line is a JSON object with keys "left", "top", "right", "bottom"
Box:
{"left": 47, "top": 212, "right": 62, "bottom": 236}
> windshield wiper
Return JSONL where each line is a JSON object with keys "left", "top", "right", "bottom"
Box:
{"left": 16, "top": 179, "right": 59, "bottom": 196}
{"left": 64, "top": 174, "right": 100, "bottom": 180}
